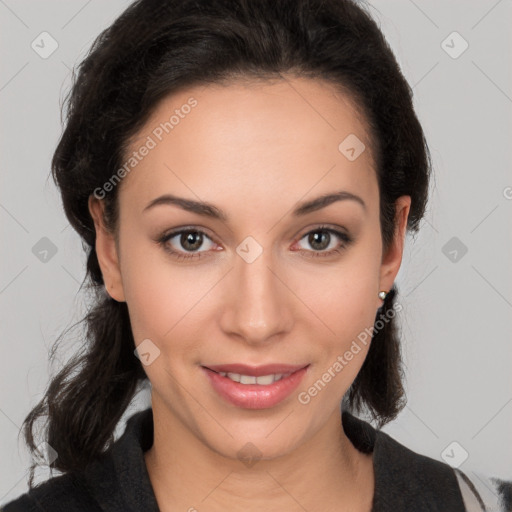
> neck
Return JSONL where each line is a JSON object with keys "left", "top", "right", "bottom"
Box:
{"left": 144, "top": 400, "right": 374, "bottom": 512}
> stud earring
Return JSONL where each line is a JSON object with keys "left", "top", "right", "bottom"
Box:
{"left": 378, "top": 290, "right": 388, "bottom": 300}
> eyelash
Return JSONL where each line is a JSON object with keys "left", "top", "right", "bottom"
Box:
{"left": 157, "top": 225, "right": 353, "bottom": 262}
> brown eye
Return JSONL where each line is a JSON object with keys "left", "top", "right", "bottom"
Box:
{"left": 180, "top": 231, "right": 204, "bottom": 251}
{"left": 296, "top": 226, "right": 352, "bottom": 258}
{"left": 158, "top": 228, "right": 216, "bottom": 260}
{"left": 307, "top": 230, "right": 331, "bottom": 251}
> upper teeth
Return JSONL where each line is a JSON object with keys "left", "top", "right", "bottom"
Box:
{"left": 218, "top": 372, "right": 291, "bottom": 385}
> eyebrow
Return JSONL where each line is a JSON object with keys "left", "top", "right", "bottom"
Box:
{"left": 143, "top": 190, "right": 366, "bottom": 220}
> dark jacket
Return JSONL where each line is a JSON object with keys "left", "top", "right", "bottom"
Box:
{"left": 2, "top": 407, "right": 509, "bottom": 511}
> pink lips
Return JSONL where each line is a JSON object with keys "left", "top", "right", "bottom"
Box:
{"left": 202, "top": 363, "right": 309, "bottom": 409}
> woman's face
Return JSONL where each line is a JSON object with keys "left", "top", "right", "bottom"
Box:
{"left": 90, "top": 76, "right": 410, "bottom": 461}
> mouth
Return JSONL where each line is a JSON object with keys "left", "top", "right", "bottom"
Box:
{"left": 204, "top": 363, "right": 304, "bottom": 385}
{"left": 201, "top": 363, "right": 309, "bottom": 409}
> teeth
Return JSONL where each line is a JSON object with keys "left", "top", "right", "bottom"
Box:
{"left": 240, "top": 375, "right": 257, "bottom": 384}
{"left": 218, "top": 372, "right": 291, "bottom": 385}
{"left": 227, "top": 372, "right": 241, "bottom": 383}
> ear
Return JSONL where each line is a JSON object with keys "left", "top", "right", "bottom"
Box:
{"left": 88, "top": 196, "right": 126, "bottom": 302}
{"left": 378, "top": 195, "right": 411, "bottom": 308}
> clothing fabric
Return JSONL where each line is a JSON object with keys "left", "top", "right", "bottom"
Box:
{"left": 2, "top": 407, "right": 510, "bottom": 511}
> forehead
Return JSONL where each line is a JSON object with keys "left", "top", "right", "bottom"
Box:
{"left": 119, "top": 77, "right": 377, "bottom": 212}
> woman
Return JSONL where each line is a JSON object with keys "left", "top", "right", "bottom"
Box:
{"left": 2, "top": 0, "right": 510, "bottom": 510}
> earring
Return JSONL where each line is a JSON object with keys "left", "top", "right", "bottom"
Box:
{"left": 378, "top": 290, "right": 388, "bottom": 300}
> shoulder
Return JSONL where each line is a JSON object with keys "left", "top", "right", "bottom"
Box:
{"left": 373, "top": 427, "right": 512, "bottom": 511}
{"left": 1, "top": 471, "right": 104, "bottom": 512}
{"left": 454, "top": 468, "right": 512, "bottom": 511}
{"left": 1, "top": 408, "right": 155, "bottom": 512}
{"left": 373, "top": 429, "right": 466, "bottom": 510}
{"left": 343, "top": 411, "right": 467, "bottom": 509}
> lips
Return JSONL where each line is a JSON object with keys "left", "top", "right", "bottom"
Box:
{"left": 205, "top": 363, "right": 307, "bottom": 376}
{"left": 202, "top": 363, "right": 309, "bottom": 409}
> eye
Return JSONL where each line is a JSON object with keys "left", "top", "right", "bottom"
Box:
{"left": 157, "top": 228, "right": 217, "bottom": 261}
{"left": 295, "top": 226, "right": 353, "bottom": 258}
{"left": 157, "top": 225, "right": 353, "bottom": 262}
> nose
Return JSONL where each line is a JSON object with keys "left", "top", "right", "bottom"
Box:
{"left": 219, "top": 244, "right": 294, "bottom": 346}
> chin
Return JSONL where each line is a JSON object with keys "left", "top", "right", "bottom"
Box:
{"left": 204, "top": 429, "right": 302, "bottom": 466}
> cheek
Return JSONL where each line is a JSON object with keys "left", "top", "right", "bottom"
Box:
{"left": 313, "top": 237, "right": 381, "bottom": 337}
{"left": 119, "top": 238, "right": 201, "bottom": 343}
{"left": 297, "top": 291, "right": 378, "bottom": 414}
{"left": 120, "top": 241, "right": 231, "bottom": 376}
{"left": 299, "top": 232, "right": 382, "bottom": 386}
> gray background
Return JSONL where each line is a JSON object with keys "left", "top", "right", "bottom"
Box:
{"left": 1, "top": 0, "right": 511, "bottom": 504}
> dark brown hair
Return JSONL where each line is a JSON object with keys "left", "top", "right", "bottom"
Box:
{"left": 21, "top": 0, "right": 431, "bottom": 488}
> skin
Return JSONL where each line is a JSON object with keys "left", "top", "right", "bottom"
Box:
{"left": 89, "top": 76, "right": 410, "bottom": 511}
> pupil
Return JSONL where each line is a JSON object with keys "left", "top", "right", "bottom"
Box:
{"left": 310, "top": 231, "right": 329, "bottom": 250}
{"left": 183, "top": 231, "right": 202, "bottom": 250}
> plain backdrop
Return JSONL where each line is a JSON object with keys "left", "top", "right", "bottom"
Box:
{"left": 1, "top": 0, "right": 511, "bottom": 504}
